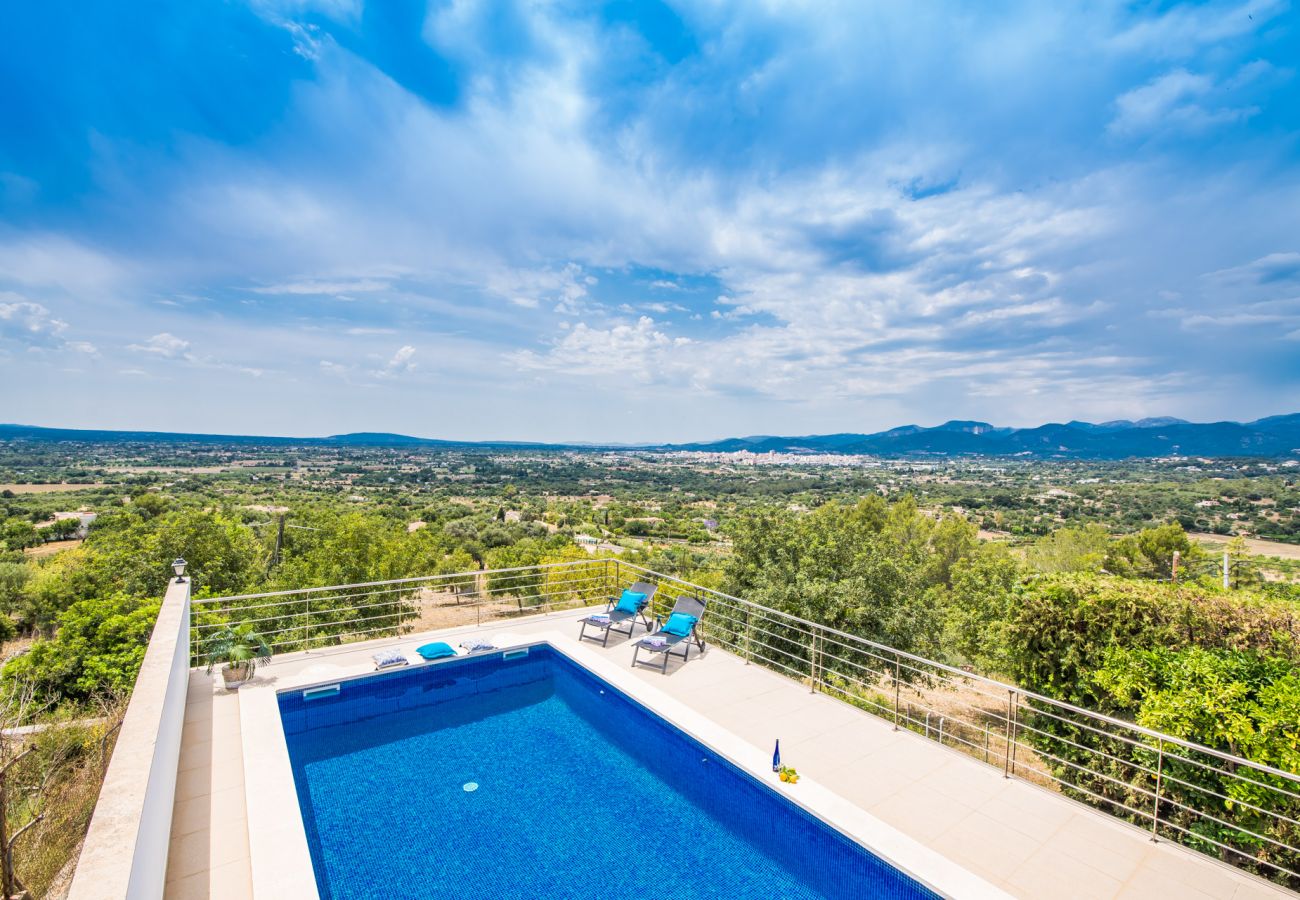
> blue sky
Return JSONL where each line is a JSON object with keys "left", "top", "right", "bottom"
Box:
{"left": 2, "top": 0, "right": 1299, "bottom": 442}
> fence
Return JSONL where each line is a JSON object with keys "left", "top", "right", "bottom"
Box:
{"left": 195, "top": 558, "right": 1300, "bottom": 889}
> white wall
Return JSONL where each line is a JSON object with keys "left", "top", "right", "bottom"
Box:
{"left": 67, "top": 576, "right": 191, "bottom": 900}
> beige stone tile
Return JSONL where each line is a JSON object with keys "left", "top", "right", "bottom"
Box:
{"left": 167, "top": 816, "right": 249, "bottom": 882}
{"left": 1232, "top": 877, "right": 1296, "bottom": 900}
{"left": 207, "top": 784, "right": 249, "bottom": 828}
{"left": 783, "top": 721, "right": 892, "bottom": 774}
{"left": 1136, "top": 842, "right": 1259, "bottom": 900}
{"left": 1052, "top": 812, "right": 1154, "bottom": 885}
{"left": 164, "top": 857, "right": 254, "bottom": 900}
{"left": 766, "top": 695, "right": 868, "bottom": 738}
{"left": 1006, "top": 844, "right": 1125, "bottom": 900}
{"left": 181, "top": 715, "right": 214, "bottom": 744}
{"left": 976, "top": 783, "right": 1077, "bottom": 842}
{"left": 870, "top": 781, "right": 978, "bottom": 842}
{"left": 857, "top": 734, "right": 954, "bottom": 781}
{"left": 174, "top": 765, "right": 214, "bottom": 803}
{"left": 178, "top": 739, "right": 213, "bottom": 772}
{"left": 162, "top": 867, "right": 211, "bottom": 900}
{"left": 913, "top": 758, "right": 1007, "bottom": 808}
{"left": 929, "top": 810, "right": 1043, "bottom": 888}
{"left": 208, "top": 815, "right": 252, "bottom": 870}
{"left": 205, "top": 858, "right": 254, "bottom": 899}
{"left": 166, "top": 828, "right": 214, "bottom": 882}
{"left": 820, "top": 757, "right": 919, "bottom": 808}
{"left": 169, "top": 793, "right": 212, "bottom": 839}
{"left": 1117, "top": 866, "right": 1222, "bottom": 900}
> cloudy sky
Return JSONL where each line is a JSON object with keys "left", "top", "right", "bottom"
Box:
{"left": 2, "top": 1, "right": 1299, "bottom": 442}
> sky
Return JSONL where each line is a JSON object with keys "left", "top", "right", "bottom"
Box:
{"left": 2, "top": 0, "right": 1299, "bottom": 443}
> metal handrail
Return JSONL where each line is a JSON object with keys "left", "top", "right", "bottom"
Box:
{"left": 190, "top": 558, "right": 599, "bottom": 604}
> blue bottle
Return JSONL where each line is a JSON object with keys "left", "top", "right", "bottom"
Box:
{"left": 772, "top": 739, "right": 781, "bottom": 772}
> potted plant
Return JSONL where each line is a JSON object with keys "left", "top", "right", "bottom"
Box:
{"left": 201, "top": 624, "right": 272, "bottom": 689}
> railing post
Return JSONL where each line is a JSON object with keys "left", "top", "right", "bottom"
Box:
{"left": 893, "top": 655, "right": 901, "bottom": 731}
{"left": 1003, "top": 689, "right": 1017, "bottom": 778}
{"left": 304, "top": 596, "right": 311, "bottom": 652}
{"left": 1150, "top": 738, "right": 1165, "bottom": 842}
{"left": 744, "top": 607, "right": 753, "bottom": 665}
{"left": 984, "top": 722, "right": 990, "bottom": 763}
{"left": 809, "top": 632, "right": 819, "bottom": 693}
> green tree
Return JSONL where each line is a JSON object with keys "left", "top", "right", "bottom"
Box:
{"left": 1027, "top": 524, "right": 1109, "bottom": 574}
{"left": 4, "top": 594, "right": 160, "bottom": 703}
{"left": 1104, "top": 523, "right": 1197, "bottom": 580}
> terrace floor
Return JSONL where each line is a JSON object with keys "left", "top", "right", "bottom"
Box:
{"left": 166, "top": 607, "right": 1294, "bottom": 900}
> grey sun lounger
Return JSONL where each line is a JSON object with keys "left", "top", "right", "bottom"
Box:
{"left": 632, "top": 595, "right": 707, "bottom": 673}
{"left": 578, "top": 581, "right": 658, "bottom": 647}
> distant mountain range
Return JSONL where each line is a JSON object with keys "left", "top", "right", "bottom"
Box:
{"left": 2, "top": 414, "right": 1299, "bottom": 459}
{"left": 665, "top": 415, "right": 1300, "bottom": 458}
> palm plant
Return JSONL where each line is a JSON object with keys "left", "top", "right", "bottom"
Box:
{"left": 200, "top": 624, "right": 272, "bottom": 688}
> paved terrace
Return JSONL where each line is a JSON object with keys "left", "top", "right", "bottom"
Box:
{"left": 165, "top": 605, "right": 1291, "bottom": 900}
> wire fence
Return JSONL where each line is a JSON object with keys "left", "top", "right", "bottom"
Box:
{"left": 195, "top": 557, "right": 1300, "bottom": 890}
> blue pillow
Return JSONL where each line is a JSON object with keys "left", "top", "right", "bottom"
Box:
{"left": 662, "top": 613, "right": 698, "bottom": 637}
{"left": 416, "top": 642, "right": 457, "bottom": 660}
{"left": 615, "top": 590, "right": 646, "bottom": 614}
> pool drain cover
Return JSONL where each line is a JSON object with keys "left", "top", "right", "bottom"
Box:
{"left": 463, "top": 782, "right": 479, "bottom": 792}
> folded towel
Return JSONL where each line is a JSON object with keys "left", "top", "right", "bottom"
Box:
{"left": 642, "top": 635, "right": 667, "bottom": 649}
{"left": 372, "top": 649, "right": 408, "bottom": 669}
{"left": 460, "top": 638, "right": 496, "bottom": 652}
{"left": 587, "top": 613, "right": 611, "bottom": 624}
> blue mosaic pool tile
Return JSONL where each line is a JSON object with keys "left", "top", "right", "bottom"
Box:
{"left": 278, "top": 645, "right": 941, "bottom": 900}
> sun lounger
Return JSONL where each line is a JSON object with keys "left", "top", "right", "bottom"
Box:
{"left": 632, "top": 595, "right": 707, "bottom": 673}
{"left": 579, "top": 581, "right": 658, "bottom": 647}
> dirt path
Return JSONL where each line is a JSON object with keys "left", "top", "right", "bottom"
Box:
{"left": 0, "top": 483, "right": 105, "bottom": 494}
{"left": 1190, "top": 532, "right": 1300, "bottom": 560}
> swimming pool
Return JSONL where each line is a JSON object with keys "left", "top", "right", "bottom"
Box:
{"left": 278, "top": 644, "right": 944, "bottom": 900}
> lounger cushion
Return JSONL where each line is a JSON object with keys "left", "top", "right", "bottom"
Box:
{"left": 615, "top": 590, "right": 646, "bottom": 614}
{"left": 662, "top": 613, "right": 698, "bottom": 637}
{"left": 416, "top": 642, "right": 457, "bottom": 660}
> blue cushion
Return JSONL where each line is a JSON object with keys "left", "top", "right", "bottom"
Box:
{"left": 615, "top": 590, "right": 646, "bottom": 614}
{"left": 662, "top": 613, "right": 698, "bottom": 637}
{"left": 416, "top": 642, "right": 457, "bottom": 660}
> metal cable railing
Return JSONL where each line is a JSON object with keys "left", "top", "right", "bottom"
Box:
{"left": 193, "top": 556, "right": 1300, "bottom": 890}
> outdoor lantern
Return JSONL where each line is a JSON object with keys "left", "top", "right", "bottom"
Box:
{"left": 172, "top": 558, "right": 187, "bottom": 582}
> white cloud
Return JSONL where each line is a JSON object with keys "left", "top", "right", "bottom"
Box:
{"left": 129, "top": 332, "right": 191, "bottom": 358}
{"left": 373, "top": 344, "right": 417, "bottom": 378}
{"left": 252, "top": 278, "right": 391, "bottom": 295}
{"left": 1109, "top": 0, "right": 1285, "bottom": 59}
{"left": 0, "top": 295, "right": 68, "bottom": 344}
{"left": 126, "top": 332, "right": 265, "bottom": 377}
{"left": 1109, "top": 68, "right": 1257, "bottom": 137}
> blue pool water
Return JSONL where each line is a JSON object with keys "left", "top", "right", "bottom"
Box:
{"left": 278, "top": 645, "right": 941, "bottom": 900}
